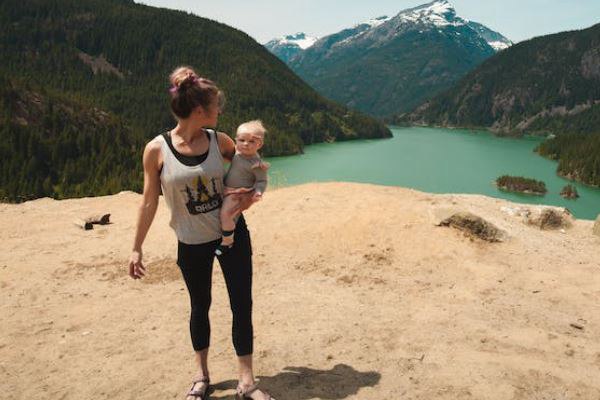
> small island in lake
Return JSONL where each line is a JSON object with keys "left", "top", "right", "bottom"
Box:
{"left": 496, "top": 175, "right": 547, "bottom": 195}
{"left": 560, "top": 184, "right": 579, "bottom": 199}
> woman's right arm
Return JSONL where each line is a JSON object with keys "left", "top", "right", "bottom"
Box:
{"left": 128, "top": 140, "right": 162, "bottom": 279}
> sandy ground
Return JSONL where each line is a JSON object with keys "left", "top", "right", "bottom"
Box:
{"left": 1, "top": 182, "right": 599, "bottom": 400}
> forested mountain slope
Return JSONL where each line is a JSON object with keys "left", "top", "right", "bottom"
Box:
{"left": 0, "top": 0, "right": 390, "bottom": 201}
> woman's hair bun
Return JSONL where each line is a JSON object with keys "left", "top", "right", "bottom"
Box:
{"left": 177, "top": 74, "right": 198, "bottom": 92}
{"left": 168, "top": 65, "right": 222, "bottom": 119}
{"left": 169, "top": 66, "right": 197, "bottom": 91}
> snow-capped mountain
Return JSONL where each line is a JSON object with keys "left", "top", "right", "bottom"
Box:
{"left": 273, "top": 32, "right": 318, "bottom": 49}
{"left": 265, "top": 17, "right": 396, "bottom": 63}
{"left": 320, "top": 0, "right": 512, "bottom": 53}
{"left": 466, "top": 21, "right": 512, "bottom": 51}
{"left": 266, "top": 0, "right": 511, "bottom": 60}
{"left": 264, "top": 33, "right": 318, "bottom": 63}
{"left": 363, "top": 15, "right": 392, "bottom": 28}
{"left": 265, "top": 0, "right": 512, "bottom": 117}
{"left": 397, "top": 0, "right": 463, "bottom": 27}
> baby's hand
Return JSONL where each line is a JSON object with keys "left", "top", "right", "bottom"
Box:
{"left": 224, "top": 186, "right": 253, "bottom": 196}
{"left": 232, "top": 190, "right": 261, "bottom": 213}
{"left": 251, "top": 161, "right": 270, "bottom": 171}
{"left": 252, "top": 191, "right": 263, "bottom": 202}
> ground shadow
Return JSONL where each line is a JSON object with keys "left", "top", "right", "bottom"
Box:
{"left": 209, "top": 363, "right": 381, "bottom": 399}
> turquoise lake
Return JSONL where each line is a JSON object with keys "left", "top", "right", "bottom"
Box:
{"left": 265, "top": 126, "right": 600, "bottom": 220}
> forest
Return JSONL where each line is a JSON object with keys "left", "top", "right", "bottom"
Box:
{"left": 0, "top": 0, "right": 390, "bottom": 201}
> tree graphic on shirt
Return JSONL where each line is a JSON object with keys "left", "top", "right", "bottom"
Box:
{"left": 183, "top": 176, "right": 222, "bottom": 215}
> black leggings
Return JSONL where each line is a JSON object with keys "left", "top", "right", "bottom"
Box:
{"left": 177, "top": 215, "right": 253, "bottom": 356}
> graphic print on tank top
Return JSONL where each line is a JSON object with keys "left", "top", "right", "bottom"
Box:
{"left": 183, "top": 175, "right": 223, "bottom": 215}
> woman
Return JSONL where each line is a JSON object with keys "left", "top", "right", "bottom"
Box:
{"left": 128, "top": 66, "right": 274, "bottom": 400}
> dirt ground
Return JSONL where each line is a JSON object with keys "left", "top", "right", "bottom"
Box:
{"left": 1, "top": 182, "right": 599, "bottom": 399}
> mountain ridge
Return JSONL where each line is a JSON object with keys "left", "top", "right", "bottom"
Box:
{"left": 266, "top": 1, "right": 511, "bottom": 60}
{"left": 265, "top": 0, "right": 512, "bottom": 117}
{"left": 401, "top": 22, "right": 600, "bottom": 133}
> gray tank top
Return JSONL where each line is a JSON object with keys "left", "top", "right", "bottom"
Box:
{"left": 156, "top": 129, "right": 225, "bottom": 244}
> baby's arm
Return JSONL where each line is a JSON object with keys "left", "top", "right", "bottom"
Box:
{"left": 251, "top": 160, "right": 268, "bottom": 196}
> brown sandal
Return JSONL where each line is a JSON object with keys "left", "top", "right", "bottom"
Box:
{"left": 236, "top": 382, "right": 275, "bottom": 400}
{"left": 187, "top": 376, "right": 210, "bottom": 399}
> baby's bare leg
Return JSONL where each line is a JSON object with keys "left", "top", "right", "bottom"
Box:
{"left": 221, "top": 195, "right": 238, "bottom": 231}
{"left": 218, "top": 195, "right": 238, "bottom": 252}
{"left": 221, "top": 196, "right": 238, "bottom": 242}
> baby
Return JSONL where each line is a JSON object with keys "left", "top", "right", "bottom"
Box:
{"left": 215, "top": 120, "right": 269, "bottom": 256}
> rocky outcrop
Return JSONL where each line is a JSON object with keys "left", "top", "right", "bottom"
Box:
{"left": 560, "top": 184, "right": 580, "bottom": 199}
{"left": 437, "top": 212, "right": 506, "bottom": 242}
{"left": 581, "top": 46, "right": 600, "bottom": 80}
{"left": 78, "top": 52, "right": 124, "bottom": 78}
{"left": 500, "top": 205, "right": 574, "bottom": 230}
{"left": 527, "top": 208, "right": 573, "bottom": 230}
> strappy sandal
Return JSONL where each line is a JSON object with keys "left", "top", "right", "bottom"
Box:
{"left": 215, "top": 230, "right": 235, "bottom": 256}
{"left": 186, "top": 376, "right": 210, "bottom": 399}
{"left": 236, "top": 382, "right": 275, "bottom": 400}
{"left": 214, "top": 243, "right": 232, "bottom": 256}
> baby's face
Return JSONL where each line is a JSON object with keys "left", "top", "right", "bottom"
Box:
{"left": 235, "top": 130, "right": 263, "bottom": 157}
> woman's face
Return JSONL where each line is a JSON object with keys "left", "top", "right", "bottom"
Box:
{"left": 193, "top": 96, "right": 220, "bottom": 128}
{"left": 208, "top": 103, "right": 220, "bottom": 128}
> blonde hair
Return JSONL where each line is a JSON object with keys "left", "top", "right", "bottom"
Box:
{"left": 169, "top": 66, "right": 196, "bottom": 87}
{"left": 237, "top": 120, "right": 267, "bottom": 140}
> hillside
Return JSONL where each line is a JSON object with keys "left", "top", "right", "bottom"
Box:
{"left": 0, "top": 76, "right": 144, "bottom": 200}
{"left": 0, "top": 0, "right": 390, "bottom": 201}
{"left": 402, "top": 23, "right": 600, "bottom": 133}
{"left": 535, "top": 133, "right": 600, "bottom": 186}
{"left": 1, "top": 182, "right": 599, "bottom": 399}
{"left": 402, "top": 22, "right": 600, "bottom": 185}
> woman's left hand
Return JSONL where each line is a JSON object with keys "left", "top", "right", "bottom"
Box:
{"left": 231, "top": 190, "right": 262, "bottom": 214}
{"left": 224, "top": 186, "right": 254, "bottom": 196}
{"left": 251, "top": 191, "right": 263, "bottom": 202}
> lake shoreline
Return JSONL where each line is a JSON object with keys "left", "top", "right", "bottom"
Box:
{"left": 266, "top": 127, "right": 600, "bottom": 220}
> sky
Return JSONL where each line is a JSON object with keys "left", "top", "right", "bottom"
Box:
{"left": 137, "top": 0, "right": 600, "bottom": 44}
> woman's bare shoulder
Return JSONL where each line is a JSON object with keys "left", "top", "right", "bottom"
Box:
{"left": 146, "top": 136, "right": 163, "bottom": 150}
{"left": 216, "top": 131, "right": 235, "bottom": 160}
{"left": 216, "top": 130, "right": 233, "bottom": 143}
{"left": 144, "top": 136, "right": 164, "bottom": 168}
